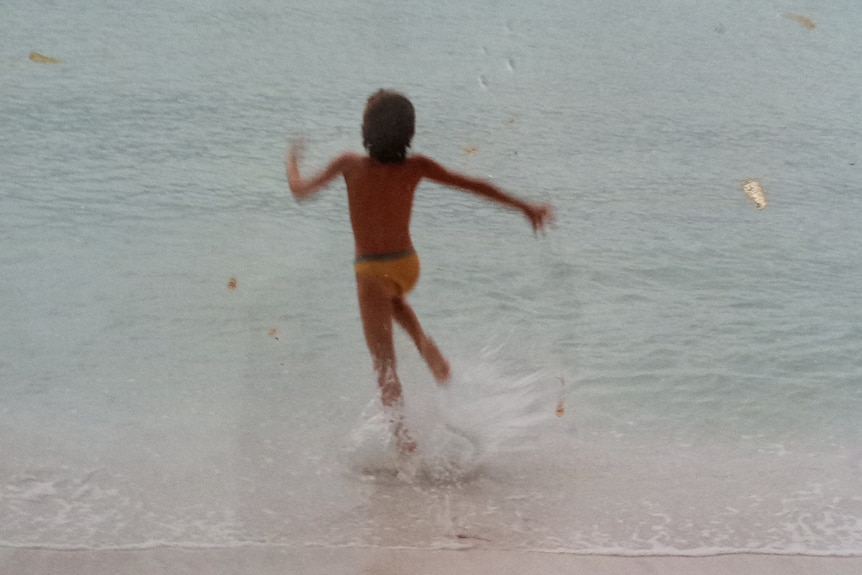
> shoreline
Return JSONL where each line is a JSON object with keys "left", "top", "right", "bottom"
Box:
{"left": 4, "top": 546, "right": 862, "bottom": 575}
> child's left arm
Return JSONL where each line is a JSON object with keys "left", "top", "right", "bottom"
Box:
{"left": 285, "top": 140, "right": 352, "bottom": 201}
{"left": 416, "top": 155, "right": 555, "bottom": 232}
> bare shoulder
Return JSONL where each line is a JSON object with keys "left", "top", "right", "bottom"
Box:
{"left": 409, "top": 154, "right": 468, "bottom": 184}
{"left": 407, "top": 154, "right": 446, "bottom": 175}
{"left": 408, "top": 154, "right": 437, "bottom": 167}
{"left": 334, "top": 151, "right": 365, "bottom": 169}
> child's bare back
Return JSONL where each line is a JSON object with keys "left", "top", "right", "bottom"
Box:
{"left": 292, "top": 151, "right": 550, "bottom": 257}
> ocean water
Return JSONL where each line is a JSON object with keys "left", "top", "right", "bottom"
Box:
{"left": 2, "top": 0, "right": 861, "bottom": 557}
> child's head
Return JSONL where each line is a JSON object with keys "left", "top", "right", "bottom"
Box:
{"left": 362, "top": 89, "right": 415, "bottom": 163}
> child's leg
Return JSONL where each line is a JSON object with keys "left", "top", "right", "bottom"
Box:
{"left": 392, "top": 295, "right": 451, "bottom": 384}
{"left": 355, "top": 274, "right": 416, "bottom": 453}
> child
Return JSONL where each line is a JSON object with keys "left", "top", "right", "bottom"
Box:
{"left": 286, "top": 89, "right": 553, "bottom": 453}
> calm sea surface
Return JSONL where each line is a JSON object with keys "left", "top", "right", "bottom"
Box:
{"left": 2, "top": 0, "right": 861, "bottom": 555}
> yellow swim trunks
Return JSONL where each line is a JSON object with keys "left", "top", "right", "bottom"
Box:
{"left": 354, "top": 249, "right": 420, "bottom": 295}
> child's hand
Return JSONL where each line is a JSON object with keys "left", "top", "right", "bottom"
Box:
{"left": 287, "top": 138, "right": 306, "bottom": 164}
{"left": 524, "top": 202, "right": 555, "bottom": 233}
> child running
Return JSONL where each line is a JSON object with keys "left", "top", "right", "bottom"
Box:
{"left": 286, "top": 89, "right": 554, "bottom": 453}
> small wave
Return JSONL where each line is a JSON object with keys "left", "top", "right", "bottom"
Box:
{"left": 526, "top": 546, "right": 862, "bottom": 558}
{"left": 0, "top": 466, "right": 241, "bottom": 549}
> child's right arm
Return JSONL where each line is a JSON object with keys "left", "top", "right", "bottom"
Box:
{"left": 416, "top": 155, "right": 554, "bottom": 232}
{"left": 285, "top": 140, "right": 354, "bottom": 201}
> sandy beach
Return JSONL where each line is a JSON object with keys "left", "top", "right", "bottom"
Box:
{"left": 3, "top": 546, "right": 861, "bottom": 575}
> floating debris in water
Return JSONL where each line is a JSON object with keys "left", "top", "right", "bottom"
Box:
{"left": 29, "top": 51, "right": 61, "bottom": 64}
{"left": 268, "top": 327, "right": 279, "bottom": 340}
{"left": 227, "top": 276, "right": 238, "bottom": 290}
{"left": 742, "top": 179, "right": 767, "bottom": 210}
{"left": 784, "top": 13, "right": 816, "bottom": 30}
{"left": 556, "top": 376, "right": 566, "bottom": 417}
{"left": 464, "top": 146, "right": 478, "bottom": 155}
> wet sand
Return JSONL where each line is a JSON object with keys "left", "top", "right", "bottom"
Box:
{"left": 4, "top": 546, "right": 861, "bottom": 575}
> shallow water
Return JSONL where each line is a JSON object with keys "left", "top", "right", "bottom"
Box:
{"left": 2, "top": 0, "right": 861, "bottom": 556}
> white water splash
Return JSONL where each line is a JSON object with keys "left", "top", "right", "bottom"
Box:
{"left": 338, "top": 346, "right": 564, "bottom": 484}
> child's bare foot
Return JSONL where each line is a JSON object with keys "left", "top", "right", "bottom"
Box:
{"left": 393, "top": 421, "right": 417, "bottom": 454}
{"left": 385, "top": 401, "right": 417, "bottom": 454}
{"left": 421, "top": 338, "right": 451, "bottom": 384}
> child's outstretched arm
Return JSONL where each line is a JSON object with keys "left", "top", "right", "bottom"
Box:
{"left": 416, "top": 155, "right": 555, "bottom": 232}
{"left": 285, "top": 139, "right": 353, "bottom": 201}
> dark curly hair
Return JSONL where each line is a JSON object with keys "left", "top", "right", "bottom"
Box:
{"left": 362, "top": 90, "right": 415, "bottom": 163}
